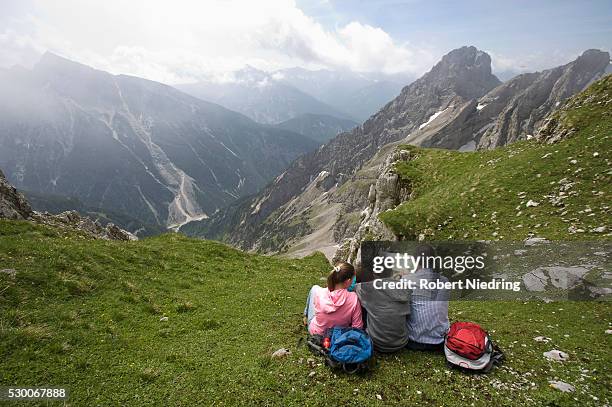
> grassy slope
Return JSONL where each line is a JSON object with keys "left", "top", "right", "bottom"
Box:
{"left": 0, "top": 220, "right": 610, "bottom": 406}
{"left": 380, "top": 76, "right": 611, "bottom": 241}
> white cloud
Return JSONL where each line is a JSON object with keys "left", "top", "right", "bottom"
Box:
{"left": 488, "top": 49, "right": 584, "bottom": 77}
{"left": 0, "top": 0, "right": 436, "bottom": 83}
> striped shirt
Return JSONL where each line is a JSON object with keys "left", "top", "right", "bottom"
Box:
{"left": 402, "top": 269, "right": 450, "bottom": 344}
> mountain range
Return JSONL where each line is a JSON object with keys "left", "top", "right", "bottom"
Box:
{"left": 0, "top": 53, "right": 318, "bottom": 234}
{"left": 177, "top": 66, "right": 410, "bottom": 124}
{"left": 181, "top": 47, "right": 610, "bottom": 258}
{"left": 273, "top": 114, "right": 357, "bottom": 144}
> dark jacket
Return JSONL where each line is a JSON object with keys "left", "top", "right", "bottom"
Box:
{"left": 355, "top": 279, "right": 411, "bottom": 352}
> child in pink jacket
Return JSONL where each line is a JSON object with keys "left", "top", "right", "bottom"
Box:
{"left": 304, "top": 262, "right": 363, "bottom": 335}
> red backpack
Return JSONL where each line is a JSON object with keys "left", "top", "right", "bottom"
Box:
{"left": 444, "top": 322, "right": 504, "bottom": 372}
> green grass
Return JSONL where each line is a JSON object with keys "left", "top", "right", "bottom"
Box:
{"left": 0, "top": 220, "right": 610, "bottom": 406}
{"left": 380, "top": 77, "right": 611, "bottom": 241}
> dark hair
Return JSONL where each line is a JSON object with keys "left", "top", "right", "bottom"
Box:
{"left": 415, "top": 243, "right": 436, "bottom": 258}
{"left": 327, "top": 262, "right": 355, "bottom": 291}
{"left": 356, "top": 263, "right": 378, "bottom": 283}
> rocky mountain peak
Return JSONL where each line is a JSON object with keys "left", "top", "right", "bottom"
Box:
{"left": 34, "top": 52, "right": 98, "bottom": 76}
{"left": 422, "top": 46, "right": 500, "bottom": 100}
{"left": 437, "top": 46, "right": 492, "bottom": 73}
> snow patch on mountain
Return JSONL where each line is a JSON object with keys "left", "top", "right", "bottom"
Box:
{"left": 419, "top": 108, "right": 448, "bottom": 129}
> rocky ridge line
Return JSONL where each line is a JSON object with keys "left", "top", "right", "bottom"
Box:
{"left": 0, "top": 169, "right": 136, "bottom": 241}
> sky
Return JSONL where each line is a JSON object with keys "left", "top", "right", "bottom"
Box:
{"left": 0, "top": 0, "right": 610, "bottom": 84}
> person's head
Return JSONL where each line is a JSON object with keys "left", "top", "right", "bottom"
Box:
{"left": 414, "top": 243, "right": 436, "bottom": 271}
{"left": 355, "top": 264, "right": 373, "bottom": 284}
{"left": 327, "top": 262, "right": 355, "bottom": 291}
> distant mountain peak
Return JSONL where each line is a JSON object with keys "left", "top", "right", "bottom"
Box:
{"left": 36, "top": 52, "right": 90, "bottom": 70}
{"left": 422, "top": 45, "right": 500, "bottom": 100}
{"left": 34, "top": 51, "right": 107, "bottom": 81}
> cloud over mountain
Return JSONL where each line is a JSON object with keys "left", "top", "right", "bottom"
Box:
{"left": 0, "top": 0, "right": 436, "bottom": 83}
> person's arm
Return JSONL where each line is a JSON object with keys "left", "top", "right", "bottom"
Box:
{"left": 351, "top": 298, "right": 363, "bottom": 329}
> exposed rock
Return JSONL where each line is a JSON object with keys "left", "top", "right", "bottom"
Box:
{"left": 31, "top": 210, "right": 137, "bottom": 241}
{"left": 523, "top": 266, "right": 591, "bottom": 292}
{"left": 271, "top": 348, "right": 291, "bottom": 358}
{"left": 338, "top": 149, "right": 413, "bottom": 264}
{"left": 537, "top": 66, "right": 612, "bottom": 144}
{"left": 0, "top": 169, "right": 33, "bottom": 220}
{"left": 544, "top": 349, "right": 569, "bottom": 362}
{"left": 524, "top": 237, "right": 550, "bottom": 246}
{"left": 548, "top": 380, "right": 575, "bottom": 393}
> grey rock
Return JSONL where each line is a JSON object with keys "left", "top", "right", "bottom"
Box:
{"left": 0, "top": 169, "right": 33, "bottom": 220}
{"left": 524, "top": 237, "right": 550, "bottom": 246}
{"left": 548, "top": 380, "right": 575, "bottom": 392}
{"left": 271, "top": 348, "right": 291, "bottom": 358}
{"left": 544, "top": 349, "right": 569, "bottom": 362}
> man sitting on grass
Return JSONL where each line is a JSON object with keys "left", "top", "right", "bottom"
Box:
{"left": 402, "top": 244, "right": 450, "bottom": 352}
{"left": 354, "top": 265, "right": 412, "bottom": 353}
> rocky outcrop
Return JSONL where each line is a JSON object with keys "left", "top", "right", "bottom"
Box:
{"left": 30, "top": 210, "right": 137, "bottom": 241}
{"left": 333, "top": 148, "right": 413, "bottom": 265}
{"left": 0, "top": 169, "right": 136, "bottom": 241}
{"left": 536, "top": 73, "right": 612, "bottom": 143}
{"left": 0, "top": 169, "right": 33, "bottom": 219}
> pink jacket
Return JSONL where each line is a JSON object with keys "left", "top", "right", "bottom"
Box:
{"left": 308, "top": 287, "right": 363, "bottom": 335}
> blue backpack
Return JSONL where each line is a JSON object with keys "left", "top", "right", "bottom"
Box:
{"left": 307, "top": 327, "right": 374, "bottom": 374}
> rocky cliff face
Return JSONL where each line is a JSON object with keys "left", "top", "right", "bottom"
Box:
{"left": 0, "top": 53, "right": 316, "bottom": 233}
{"left": 418, "top": 50, "right": 610, "bottom": 150}
{"left": 0, "top": 169, "right": 136, "bottom": 240}
{"left": 332, "top": 148, "right": 413, "bottom": 265}
{"left": 183, "top": 46, "right": 502, "bottom": 251}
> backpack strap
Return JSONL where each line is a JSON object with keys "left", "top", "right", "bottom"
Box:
{"left": 306, "top": 334, "right": 327, "bottom": 357}
{"left": 481, "top": 343, "right": 505, "bottom": 373}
